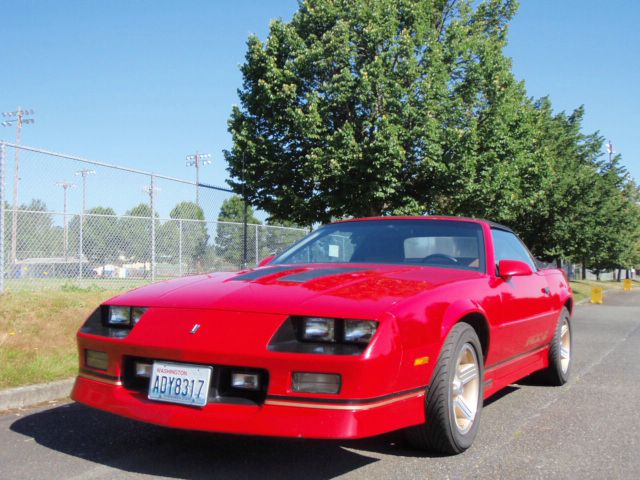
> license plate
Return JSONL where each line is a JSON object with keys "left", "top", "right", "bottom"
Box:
{"left": 148, "top": 361, "right": 212, "bottom": 407}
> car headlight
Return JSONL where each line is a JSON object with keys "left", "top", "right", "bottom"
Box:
{"left": 106, "top": 306, "right": 148, "bottom": 327}
{"left": 298, "top": 317, "right": 378, "bottom": 344}
{"left": 300, "top": 317, "right": 336, "bottom": 342}
{"left": 269, "top": 316, "right": 379, "bottom": 355}
{"left": 344, "top": 319, "right": 377, "bottom": 344}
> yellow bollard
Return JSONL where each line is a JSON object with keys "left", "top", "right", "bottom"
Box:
{"left": 590, "top": 287, "right": 604, "bottom": 304}
{"left": 624, "top": 279, "right": 632, "bottom": 292}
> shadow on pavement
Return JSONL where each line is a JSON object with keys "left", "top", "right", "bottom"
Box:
{"left": 483, "top": 385, "right": 520, "bottom": 407}
{"left": 10, "top": 402, "right": 433, "bottom": 479}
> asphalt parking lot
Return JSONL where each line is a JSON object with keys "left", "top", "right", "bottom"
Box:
{"left": 1, "top": 291, "right": 639, "bottom": 480}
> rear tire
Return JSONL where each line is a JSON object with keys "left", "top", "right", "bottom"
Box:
{"left": 405, "top": 322, "right": 484, "bottom": 454}
{"left": 539, "top": 307, "right": 572, "bottom": 386}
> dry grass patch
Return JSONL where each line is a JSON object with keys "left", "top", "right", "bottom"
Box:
{"left": 0, "top": 287, "right": 121, "bottom": 388}
{"left": 569, "top": 279, "right": 638, "bottom": 302}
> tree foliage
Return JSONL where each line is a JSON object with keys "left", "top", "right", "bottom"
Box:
{"left": 158, "top": 202, "right": 209, "bottom": 271}
{"left": 78, "top": 207, "right": 119, "bottom": 267}
{"left": 227, "top": 0, "right": 640, "bottom": 273}
{"left": 215, "top": 195, "right": 262, "bottom": 268}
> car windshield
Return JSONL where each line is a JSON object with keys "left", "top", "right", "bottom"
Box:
{"left": 272, "top": 219, "right": 485, "bottom": 272}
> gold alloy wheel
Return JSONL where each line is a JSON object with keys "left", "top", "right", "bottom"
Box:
{"left": 451, "top": 343, "right": 480, "bottom": 434}
{"left": 560, "top": 318, "right": 571, "bottom": 373}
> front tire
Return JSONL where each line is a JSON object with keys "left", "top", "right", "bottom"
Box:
{"left": 539, "top": 307, "right": 572, "bottom": 386}
{"left": 405, "top": 322, "right": 484, "bottom": 454}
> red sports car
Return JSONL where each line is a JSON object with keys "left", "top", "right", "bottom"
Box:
{"left": 72, "top": 216, "right": 573, "bottom": 454}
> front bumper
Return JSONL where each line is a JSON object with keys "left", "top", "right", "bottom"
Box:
{"left": 72, "top": 307, "right": 427, "bottom": 439}
{"left": 72, "top": 375, "right": 425, "bottom": 439}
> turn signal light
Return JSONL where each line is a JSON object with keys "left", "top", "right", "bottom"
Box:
{"left": 292, "top": 372, "right": 341, "bottom": 394}
{"left": 86, "top": 350, "right": 108, "bottom": 371}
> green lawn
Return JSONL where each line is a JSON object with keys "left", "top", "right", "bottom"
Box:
{"left": 0, "top": 287, "right": 123, "bottom": 389}
{"left": 569, "top": 279, "right": 638, "bottom": 302}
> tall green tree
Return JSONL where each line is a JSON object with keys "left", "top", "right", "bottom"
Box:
{"left": 16, "top": 199, "right": 57, "bottom": 259}
{"left": 120, "top": 203, "right": 155, "bottom": 265}
{"left": 226, "top": 0, "right": 521, "bottom": 224}
{"left": 157, "top": 202, "right": 209, "bottom": 272}
{"left": 71, "top": 207, "right": 120, "bottom": 270}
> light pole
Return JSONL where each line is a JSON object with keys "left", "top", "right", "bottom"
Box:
{"left": 606, "top": 140, "right": 614, "bottom": 163}
{"left": 75, "top": 169, "right": 95, "bottom": 278}
{"left": 56, "top": 181, "right": 76, "bottom": 259}
{"left": 185, "top": 152, "right": 211, "bottom": 206}
{"left": 143, "top": 179, "right": 160, "bottom": 282}
{"left": 1, "top": 107, "right": 35, "bottom": 264}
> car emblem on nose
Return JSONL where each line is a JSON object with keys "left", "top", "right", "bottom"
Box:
{"left": 190, "top": 324, "right": 201, "bottom": 334}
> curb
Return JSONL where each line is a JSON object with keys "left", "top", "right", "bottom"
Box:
{"left": 0, "top": 378, "right": 74, "bottom": 411}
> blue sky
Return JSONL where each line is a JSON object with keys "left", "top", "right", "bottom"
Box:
{"left": 1, "top": 0, "right": 638, "bottom": 218}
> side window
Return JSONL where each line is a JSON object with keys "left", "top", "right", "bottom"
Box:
{"left": 492, "top": 229, "right": 536, "bottom": 271}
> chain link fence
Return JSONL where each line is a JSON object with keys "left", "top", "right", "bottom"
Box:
{"left": 0, "top": 143, "right": 307, "bottom": 291}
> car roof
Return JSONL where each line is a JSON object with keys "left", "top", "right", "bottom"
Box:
{"left": 331, "top": 215, "right": 515, "bottom": 233}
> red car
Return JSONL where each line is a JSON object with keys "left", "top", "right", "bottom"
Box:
{"left": 72, "top": 216, "right": 573, "bottom": 454}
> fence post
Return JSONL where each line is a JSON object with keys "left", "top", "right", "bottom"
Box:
{"left": 0, "top": 142, "right": 5, "bottom": 293}
{"left": 78, "top": 210, "right": 83, "bottom": 281}
{"left": 255, "top": 224, "right": 259, "bottom": 266}
{"left": 179, "top": 219, "right": 183, "bottom": 276}
{"left": 242, "top": 197, "right": 248, "bottom": 269}
{"left": 150, "top": 174, "right": 156, "bottom": 282}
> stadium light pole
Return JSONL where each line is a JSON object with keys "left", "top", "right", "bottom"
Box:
{"left": 143, "top": 179, "right": 160, "bottom": 282}
{"left": 56, "top": 180, "right": 76, "bottom": 259}
{"left": 1, "top": 107, "right": 35, "bottom": 264}
{"left": 606, "top": 140, "right": 615, "bottom": 163}
{"left": 185, "top": 152, "right": 211, "bottom": 207}
{"left": 75, "top": 169, "right": 95, "bottom": 278}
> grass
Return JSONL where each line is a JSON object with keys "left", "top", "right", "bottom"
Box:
{"left": 569, "top": 279, "right": 638, "bottom": 302}
{"left": 0, "top": 287, "right": 123, "bottom": 389}
{"left": 4, "top": 278, "right": 147, "bottom": 292}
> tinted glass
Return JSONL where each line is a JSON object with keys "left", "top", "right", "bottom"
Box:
{"left": 491, "top": 229, "right": 536, "bottom": 270}
{"left": 273, "top": 220, "right": 485, "bottom": 272}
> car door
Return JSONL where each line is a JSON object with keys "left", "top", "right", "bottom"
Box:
{"left": 490, "top": 228, "right": 555, "bottom": 361}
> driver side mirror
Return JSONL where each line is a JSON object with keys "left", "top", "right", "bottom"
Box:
{"left": 498, "top": 259, "right": 533, "bottom": 279}
{"left": 258, "top": 255, "right": 276, "bottom": 267}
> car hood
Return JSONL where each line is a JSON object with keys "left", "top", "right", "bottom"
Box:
{"left": 109, "top": 264, "right": 483, "bottom": 318}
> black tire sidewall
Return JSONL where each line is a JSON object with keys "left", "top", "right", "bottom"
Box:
{"left": 445, "top": 324, "right": 485, "bottom": 451}
{"left": 551, "top": 308, "right": 572, "bottom": 383}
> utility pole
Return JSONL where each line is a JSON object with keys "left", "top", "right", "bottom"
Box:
{"left": 242, "top": 154, "right": 248, "bottom": 269}
{"left": 607, "top": 140, "right": 614, "bottom": 163}
{"left": 606, "top": 140, "right": 625, "bottom": 282}
{"left": 75, "top": 169, "right": 95, "bottom": 278}
{"left": 185, "top": 152, "right": 211, "bottom": 206}
{"left": 56, "top": 180, "right": 76, "bottom": 259}
{"left": 1, "top": 107, "right": 35, "bottom": 264}
{"left": 143, "top": 178, "right": 160, "bottom": 282}
{"left": 75, "top": 169, "right": 95, "bottom": 214}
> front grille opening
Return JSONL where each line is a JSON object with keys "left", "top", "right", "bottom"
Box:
{"left": 122, "top": 356, "right": 269, "bottom": 406}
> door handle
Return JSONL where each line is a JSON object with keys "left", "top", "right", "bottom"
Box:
{"left": 542, "top": 287, "right": 551, "bottom": 296}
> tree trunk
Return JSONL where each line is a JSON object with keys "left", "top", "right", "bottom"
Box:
{"left": 617, "top": 269, "right": 622, "bottom": 282}
{"left": 368, "top": 204, "right": 383, "bottom": 217}
{"left": 581, "top": 260, "right": 586, "bottom": 280}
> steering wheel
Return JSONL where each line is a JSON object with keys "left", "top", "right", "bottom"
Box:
{"left": 422, "top": 253, "right": 458, "bottom": 265}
